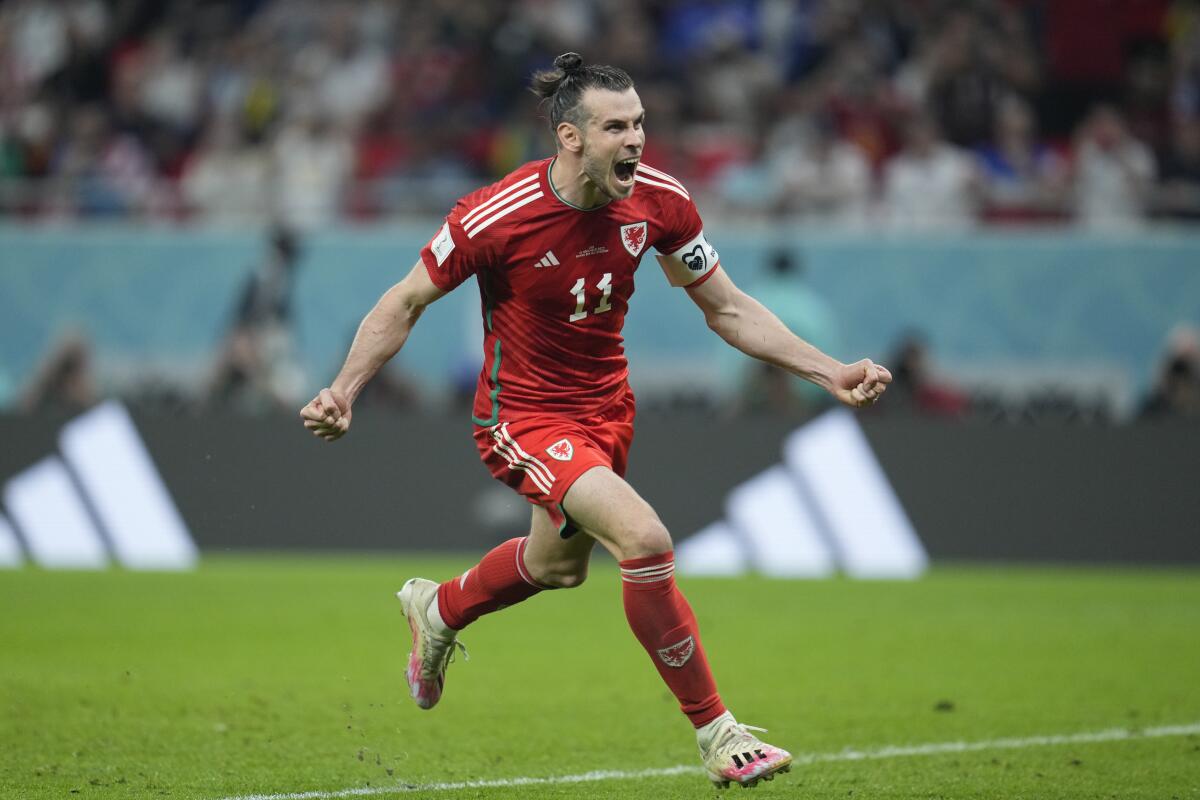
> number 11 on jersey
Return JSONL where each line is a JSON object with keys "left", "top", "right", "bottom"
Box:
{"left": 568, "top": 273, "right": 613, "bottom": 322}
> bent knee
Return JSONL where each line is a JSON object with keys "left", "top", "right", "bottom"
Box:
{"left": 529, "top": 562, "right": 589, "bottom": 589}
{"left": 620, "top": 520, "right": 673, "bottom": 560}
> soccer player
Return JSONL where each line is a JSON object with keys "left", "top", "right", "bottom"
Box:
{"left": 300, "top": 52, "right": 891, "bottom": 789}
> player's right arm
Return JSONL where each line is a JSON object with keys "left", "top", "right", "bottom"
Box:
{"left": 300, "top": 260, "right": 445, "bottom": 441}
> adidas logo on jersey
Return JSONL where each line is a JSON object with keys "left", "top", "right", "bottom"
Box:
{"left": 534, "top": 251, "right": 560, "bottom": 269}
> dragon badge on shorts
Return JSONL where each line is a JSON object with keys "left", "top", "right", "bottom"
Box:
{"left": 620, "top": 221, "right": 648, "bottom": 257}
{"left": 546, "top": 438, "right": 574, "bottom": 461}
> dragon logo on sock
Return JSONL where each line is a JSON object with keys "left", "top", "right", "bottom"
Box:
{"left": 657, "top": 635, "right": 695, "bottom": 668}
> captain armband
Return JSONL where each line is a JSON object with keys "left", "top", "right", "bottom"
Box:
{"left": 655, "top": 230, "right": 720, "bottom": 287}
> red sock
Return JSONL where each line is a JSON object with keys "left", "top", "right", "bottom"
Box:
{"left": 437, "top": 537, "right": 544, "bottom": 630}
{"left": 620, "top": 551, "right": 727, "bottom": 727}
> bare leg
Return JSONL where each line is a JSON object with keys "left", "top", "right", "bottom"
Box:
{"left": 522, "top": 505, "right": 596, "bottom": 588}
{"left": 558, "top": 466, "right": 794, "bottom": 787}
{"left": 561, "top": 466, "right": 726, "bottom": 727}
{"left": 559, "top": 466, "right": 673, "bottom": 559}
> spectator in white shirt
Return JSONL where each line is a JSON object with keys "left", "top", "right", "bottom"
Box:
{"left": 773, "top": 114, "right": 872, "bottom": 229}
{"left": 271, "top": 110, "right": 352, "bottom": 230}
{"left": 1072, "top": 104, "right": 1156, "bottom": 230}
{"left": 181, "top": 117, "right": 270, "bottom": 223}
{"left": 881, "top": 111, "right": 979, "bottom": 231}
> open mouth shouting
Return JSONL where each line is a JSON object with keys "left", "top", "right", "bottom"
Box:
{"left": 613, "top": 156, "right": 639, "bottom": 189}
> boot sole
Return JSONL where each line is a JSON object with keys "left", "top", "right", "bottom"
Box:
{"left": 709, "top": 760, "right": 792, "bottom": 789}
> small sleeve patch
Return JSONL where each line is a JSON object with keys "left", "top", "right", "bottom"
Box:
{"left": 655, "top": 229, "right": 720, "bottom": 287}
{"left": 429, "top": 222, "right": 455, "bottom": 267}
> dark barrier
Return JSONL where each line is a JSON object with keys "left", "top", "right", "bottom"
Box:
{"left": 0, "top": 412, "right": 1196, "bottom": 563}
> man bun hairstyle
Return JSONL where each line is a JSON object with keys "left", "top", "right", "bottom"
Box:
{"left": 530, "top": 52, "right": 634, "bottom": 132}
{"left": 553, "top": 51, "right": 584, "bottom": 75}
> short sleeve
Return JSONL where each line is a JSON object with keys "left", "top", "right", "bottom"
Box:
{"left": 419, "top": 209, "right": 489, "bottom": 293}
{"left": 653, "top": 193, "right": 720, "bottom": 288}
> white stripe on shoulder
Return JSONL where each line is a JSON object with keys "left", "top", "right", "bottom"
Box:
{"left": 461, "top": 173, "right": 540, "bottom": 227}
{"left": 636, "top": 163, "right": 688, "bottom": 193}
{"left": 465, "top": 191, "right": 544, "bottom": 239}
{"left": 635, "top": 174, "right": 689, "bottom": 201}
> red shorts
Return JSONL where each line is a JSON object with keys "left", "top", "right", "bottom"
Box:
{"left": 473, "top": 390, "right": 636, "bottom": 536}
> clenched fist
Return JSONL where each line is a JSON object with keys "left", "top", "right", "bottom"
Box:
{"left": 831, "top": 359, "right": 892, "bottom": 409}
{"left": 299, "top": 388, "right": 352, "bottom": 441}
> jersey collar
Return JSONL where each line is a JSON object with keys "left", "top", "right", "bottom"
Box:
{"left": 546, "top": 156, "right": 614, "bottom": 212}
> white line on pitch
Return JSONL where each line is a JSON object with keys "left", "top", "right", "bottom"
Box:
{"left": 214, "top": 721, "right": 1200, "bottom": 800}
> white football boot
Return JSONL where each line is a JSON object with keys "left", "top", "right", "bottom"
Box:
{"left": 698, "top": 712, "right": 793, "bottom": 789}
{"left": 397, "top": 578, "right": 467, "bottom": 709}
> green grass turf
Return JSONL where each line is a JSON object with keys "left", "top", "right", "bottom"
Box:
{"left": 1, "top": 555, "right": 1198, "bottom": 799}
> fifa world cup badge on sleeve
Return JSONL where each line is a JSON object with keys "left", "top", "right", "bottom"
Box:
{"left": 430, "top": 222, "right": 455, "bottom": 266}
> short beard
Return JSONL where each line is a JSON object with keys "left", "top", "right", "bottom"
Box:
{"left": 583, "top": 155, "right": 628, "bottom": 200}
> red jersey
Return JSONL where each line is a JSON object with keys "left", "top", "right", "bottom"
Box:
{"left": 419, "top": 157, "right": 721, "bottom": 424}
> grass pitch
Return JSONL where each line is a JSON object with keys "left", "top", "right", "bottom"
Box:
{"left": 1, "top": 555, "right": 1198, "bottom": 799}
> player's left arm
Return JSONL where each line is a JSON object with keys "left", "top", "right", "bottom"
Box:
{"left": 686, "top": 267, "right": 891, "bottom": 408}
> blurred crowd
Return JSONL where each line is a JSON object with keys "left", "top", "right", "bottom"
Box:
{"left": 16, "top": 232, "right": 1199, "bottom": 423}
{"left": 723, "top": 249, "right": 1200, "bottom": 423}
{"left": 2, "top": 0, "right": 1200, "bottom": 228}
{"left": 3, "top": 0, "right": 1199, "bottom": 422}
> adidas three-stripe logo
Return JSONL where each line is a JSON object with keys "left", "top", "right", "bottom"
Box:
{"left": 535, "top": 251, "right": 560, "bottom": 269}
{"left": 731, "top": 750, "right": 768, "bottom": 769}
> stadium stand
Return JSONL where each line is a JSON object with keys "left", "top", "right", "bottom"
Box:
{"left": 2, "top": 0, "right": 1199, "bottom": 224}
